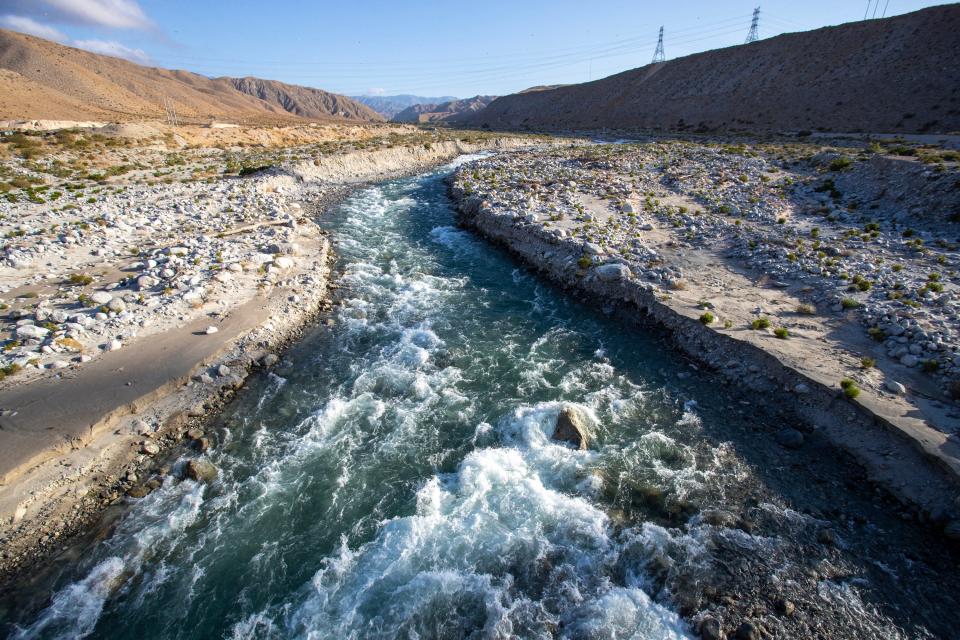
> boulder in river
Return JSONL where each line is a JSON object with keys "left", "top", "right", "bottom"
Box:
{"left": 552, "top": 405, "right": 591, "bottom": 450}
{"left": 184, "top": 459, "right": 218, "bottom": 483}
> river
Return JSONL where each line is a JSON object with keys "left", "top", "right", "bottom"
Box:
{"left": 5, "top": 157, "right": 959, "bottom": 639}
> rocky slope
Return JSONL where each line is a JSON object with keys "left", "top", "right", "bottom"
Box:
{"left": 392, "top": 95, "right": 497, "bottom": 124}
{"left": 467, "top": 5, "right": 960, "bottom": 134}
{"left": 0, "top": 29, "right": 380, "bottom": 123}
{"left": 352, "top": 94, "right": 458, "bottom": 118}
{"left": 227, "top": 77, "right": 381, "bottom": 121}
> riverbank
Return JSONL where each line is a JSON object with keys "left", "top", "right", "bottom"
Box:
{"left": 448, "top": 142, "right": 960, "bottom": 534}
{"left": 0, "top": 133, "right": 544, "bottom": 582}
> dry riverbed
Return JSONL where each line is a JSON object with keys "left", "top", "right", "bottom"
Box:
{"left": 450, "top": 138, "right": 960, "bottom": 532}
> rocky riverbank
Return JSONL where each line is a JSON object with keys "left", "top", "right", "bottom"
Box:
{"left": 0, "top": 131, "right": 542, "bottom": 582}
{"left": 448, "top": 139, "right": 960, "bottom": 533}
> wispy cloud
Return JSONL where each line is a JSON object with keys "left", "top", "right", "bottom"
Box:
{"left": 73, "top": 38, "right": 149, "bottom": 63}
{"left": 365, "top": 87, "right": 386, "bottom": 96}
{"left": 0, "top": 14, "right": 68, "bottom": 41}
{"left": 0, "top": 0, "right": 154, "bottom": 30}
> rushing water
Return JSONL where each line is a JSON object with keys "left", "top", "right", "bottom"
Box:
{"left": 5, "top": 158, "right": 960, "bottom": 639}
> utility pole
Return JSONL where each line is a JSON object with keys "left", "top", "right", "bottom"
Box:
{"left": 745, "top": 7, "right": 760, "bottom": 43}
{"left": 652, "top": 26, "right": 665, "bottom": 63}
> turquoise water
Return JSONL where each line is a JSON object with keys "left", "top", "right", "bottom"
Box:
{"left": 5, "top": 158, "right": 951, "bottom": 639}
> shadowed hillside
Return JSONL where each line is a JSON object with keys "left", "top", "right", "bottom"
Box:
{"left": 466, "top": 5, "right": 960, "bottom": 134}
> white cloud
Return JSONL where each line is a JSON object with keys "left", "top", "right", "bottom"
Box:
{"left": 0, "top": 0, "right": 153, "bottom": 30}
{"left": 0, "top": 14, "right": 68, "bottom": 41}
{"left": 365, "top": 88, "right": 386, "bottom": 96}
{"left": 41, "top": 0, "right": 152, "bottom": 30}
{"left": 73, "top": 38, "right": 149, "bottom": 63}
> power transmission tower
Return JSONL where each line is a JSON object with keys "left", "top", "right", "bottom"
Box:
{"left": 745, "top": 7, "right": 760, "bottom": 43}
{"left": 652, "top": 26, "right": 665, "bottom": 63}
{"left": 163, "top": 97, "right": 179, "bottom": 127}
{"left": 864, "top": 0, "right": 873, "bottom": 20}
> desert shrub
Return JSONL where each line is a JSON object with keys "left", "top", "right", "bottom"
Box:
{"left": 840, "top": 378, "right": 860, "bottom": 399}
{"left": 751, "top": 317, "right": 771, "bottom": 330}
{"left": 829, "top": 156, "right": 853, "bottom": 171}
{"left": 796, "top": 303, "right": 816, "bottom": 315}
{"left": 699, "top": 312, "right": 715, "bottom": 325}
{"left": 774, "top": 327, "right": 789, "bottom": 339}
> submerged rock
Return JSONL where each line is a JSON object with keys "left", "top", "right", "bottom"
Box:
{"left": 552, "top": 405, "right": 591, "bottom": 450}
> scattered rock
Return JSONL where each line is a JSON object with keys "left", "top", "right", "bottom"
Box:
{"left": 735, "top": 621, "right": 761, "bottom": 640}
{"left": 698, "top": 616, "right": 722, "bottom": 640}
{"left": 260, "top": 353, "right": 279, "bottom": 367}
{"left": 885, "top": 380, "right": 907, "bottom": 395}
{"left": 205, "top": 325, "right": 219, "bottom": 335}
{"left": 140, "top": 441, "right": 160, "bottom": 455}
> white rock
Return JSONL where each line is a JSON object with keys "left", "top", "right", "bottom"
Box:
{"left": 205, "top": 325, "right": 219, "bottom": 335}
{"left": 17, "top": 324, "right": 49, "bottom": 339}
{"left": 595, "top": 263, "right": 631, "bottom": 283}
{"left": 885, "top": 380, "right": 907, "bottom": 395}
{"left": 274, "top": 256, "right": 294, "bottom": 269}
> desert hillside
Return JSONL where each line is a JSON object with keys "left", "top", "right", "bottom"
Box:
{"left": 467, "top": 5, "right": 960, "bottom": 134}
{"left": 0, "top": 29, "right": 381, "bottom": 123}
{"left": 392, "top": 95, "right": 498, "bottom": 124}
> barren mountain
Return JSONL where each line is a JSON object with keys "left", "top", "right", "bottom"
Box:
{"left": 467, "top": 5, "right": 960, "bottom": 134}
{"left": 352, "top": 94, "right": 458, "bottom": 118}
{"left": 228, "top": 77, "right": 380, "bottom": 121}
{"left": 392, "top": 95, "right": 497, "bottom": 124}
{"left": 0, "top": 29, "right": 381, "bottom": 123}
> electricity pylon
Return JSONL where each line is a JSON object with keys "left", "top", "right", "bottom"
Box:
{"left": 652, "top": 26, "right": 665, "bottom": 63}
{"left": 745, "top": 7, "right": 760, "bottom": 43}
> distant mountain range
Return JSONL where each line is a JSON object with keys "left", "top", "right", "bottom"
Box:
{"left": 391, "top": 96, "right": 498, "bottom": 124}
{"left": 465, "top": 5, "right": 960, "bottom": 134}
{"left": 0, "top": 29, "right": 382, "bottom": 123}
{"left": 351, "top": 95, "right": 458, "bottom": 119}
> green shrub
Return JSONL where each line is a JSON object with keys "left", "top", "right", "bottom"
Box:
{"left": 796, "top": 303, "right": 816, "bottom": 315}
{"left": 829, "top": 156, "right": 853, "bottom": 171}
{"left": 840, "top": 298, "right": 860, "bottom": 309}
{"left": 751, "top": 317, "right": 771, "bottom": 330}
{"left": 774, "top": 327, "right": 789, "bottom": 339}
{"left": 860, "top": 357, "right": 876, "bottom": 369}
{"left": 699, "top": 312, "right": 715, "bottom": 325}
{"left": 841, "top": 379, "right": 860, "bottom": 399}
{"left": 68, "top": 273, "right": 93, "bottom": 286}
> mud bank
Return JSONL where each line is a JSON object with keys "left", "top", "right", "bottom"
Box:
{"left": 450, "top": 184, "right": 960, "bottom": 531}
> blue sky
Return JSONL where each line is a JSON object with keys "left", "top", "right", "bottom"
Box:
{"left": 0, "top": 0, "right": 951, "bottom": 97}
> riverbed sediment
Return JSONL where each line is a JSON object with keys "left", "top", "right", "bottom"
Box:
{"left": 448, "top": 158, "right": 960, "bottom": 532}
